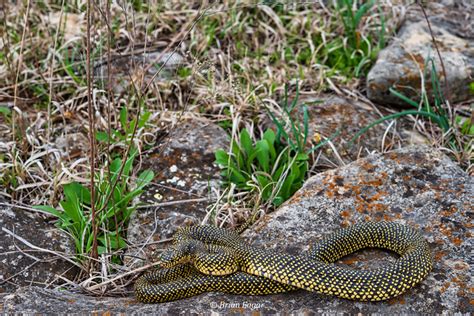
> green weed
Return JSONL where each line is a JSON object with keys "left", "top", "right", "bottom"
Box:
{"left": 332, "top": 0, "right": 386, "bottom": 77}
{"left": 34, "top": 148, "right": 154, "bottom": 264}
{"left": 215, "top": 128, "right": 308, "bottom": 206}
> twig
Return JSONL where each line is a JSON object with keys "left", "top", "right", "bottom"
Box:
{"left": 86, "top": 0, "right": 98, "bottom": 261}
{"left": 84, "top": 261, "right": 161, "bottom": 292}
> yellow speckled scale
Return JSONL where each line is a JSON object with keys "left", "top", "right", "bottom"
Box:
{"left": 135, "top": 221, "right": 432, "bottom": 303}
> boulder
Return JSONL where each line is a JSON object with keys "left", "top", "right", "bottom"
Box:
{"left": 367, "top": 2, "right": 473, "bottom": 106}
{"left": 2, "top": 146, "right": 471, "bottom": 314}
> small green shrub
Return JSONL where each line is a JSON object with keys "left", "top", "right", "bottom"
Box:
{"left": 34, "top": 148, "right": 154, "bottom": 263}
{"left": 215, "top": 128, "right": 308, "bottom": 206}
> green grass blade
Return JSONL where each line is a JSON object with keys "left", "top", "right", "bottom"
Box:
{"left": 350, "top": 110, "right": 443, "bottom": 144}
{"left": 389, "top": 87, "right": 419, "bottom": 108}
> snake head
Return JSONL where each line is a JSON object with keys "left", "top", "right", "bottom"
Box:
{"left": 160, "top": 240, "right": 204, "bottom": 268}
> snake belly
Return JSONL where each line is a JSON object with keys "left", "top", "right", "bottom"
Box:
{"left": 135, "top": 221, "right": 432, "bottom": 303}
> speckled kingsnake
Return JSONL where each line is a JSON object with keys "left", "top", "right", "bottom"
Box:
{"left": 135, "top": 221, "right": 432, "bottom": 303}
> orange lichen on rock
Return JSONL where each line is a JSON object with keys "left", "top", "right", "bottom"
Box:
{"left": 439, "top": 206, "right": 458, "bottom": 217}
{"left": 388, "top": 295, "right": 406, "bottom": 305}
{"left": 440, "top": 282, "right": 451, "bottom": 294}
{"left": 434, "top": 250, "right": 448, "bottom": 261}
{"left": 340, "top": 210, "right": 351, "bottom": 219}
{"left": 452, "top": 237, "right": 463, "bottom": 246}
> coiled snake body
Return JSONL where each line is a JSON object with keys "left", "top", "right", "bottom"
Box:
{"left": 135, "top": 221, "right": 432, "bottom": 303}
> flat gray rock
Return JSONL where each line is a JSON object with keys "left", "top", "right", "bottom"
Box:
{"left": 126, "top": 118, "right": 229, "bottom": 264}
{"left": 367, "top": 2, "right": 473, "bottom": 106}
{"left": 0, "top": 199, "right": 77, "bottom": 293}
{"left": 2, "top": 146, "right": 471, "bottom": 314}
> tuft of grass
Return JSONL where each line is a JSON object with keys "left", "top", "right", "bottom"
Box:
{"left": 332, "top": 0, "right": 386, "bottom": 77}
{"left": 215, "top": 83, "right": 337, "bottom": 208}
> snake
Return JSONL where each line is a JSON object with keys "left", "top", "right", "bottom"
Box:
{"left": 135, "top": 221, "right": 432, "bottom": 303}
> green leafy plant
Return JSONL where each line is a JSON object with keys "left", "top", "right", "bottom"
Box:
{"left": 34, "top": 148, "right": 154, "bottom": 263}
{"left": 96, "top": 106, "right": 151, "bottom": 145}
{"left": 215, "top": 128, "right": 308, "bottom": 206}
{"left": 216, "top": 84, "right": 337, "bottom": 207}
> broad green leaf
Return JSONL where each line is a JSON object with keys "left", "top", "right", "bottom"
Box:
{"left": 246, "top": 150, "right": 259, "bottom": 172}
{"left": 228, "top": 166, "right": 247, "bottom": 185}
{"left": 95, "top": 131, "right": 109, "bottom": 142}
{"left": 263, "top": 129, "right": 277, "bottom": 161}
{"left": 240, "top": 129, "right": 253, "bottom": 157}
{"left": 123, "top": 147, "right": 138, "bottom": 177}
{"left": 97, "top": 246, "right": 108, "bottom": 255}
{"left": 59, "top": 199, "right": 81, "bottom": 225}
{"left": 263, "top": 129, "right": 275, "bottom": 145}
{"left": 256, "top": 175, "right": 272, "bottom": 201}
{"left": 255, "top": 140, "right": 270, "bottom": 172}
{"left": 33, "top": 205, "right": 62, "bottom": 218}
{"left": 215, "top": 149, "right": 230, "bottom": 166}
{"left": 273, "top": 196, "right": 284, "bottom": 206}
{"left": 273, "top": 164, "right": 285, "bottom": 181}
{"left": 139, "top": 111, "right": 151, "bottom": 128}
{"left": 128, "top": 119, "right": 137, "bottom": 134}
{"left": 296, "top": 153, "right": 309, "bottom": 161}
{"left": 136, "top": 170, "right": 154, "bottom": 188}
{"left": 110, "top": 157, "right": 121, "bottom": 175}
{"left": 280, "top": 172, "right": 296, "bottom": 200}
{"left": 0, "top": 106, "right": 11, "bottom": 116}
{"left": 230, "top": 140, "right": 244, "bottom": 169}
{"left": 120, "top": 107, "right": 128, "bottom": 129}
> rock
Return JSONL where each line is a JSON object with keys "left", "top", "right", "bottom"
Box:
{"left": 94, "top": 49, "right": 185, "bottom": 94}
{"left": 2, "top": 146, "right": 471, "bottom": 314}
{"left": 293, "top": 94, "right": 427, "bottom": 165}
{"left": 367, "top": 2, "right": 473, "bottom": 106}
{"left": 0, "top": 199, "right": 77, "bottom": 293}
{"left": 55, "top": 132, "right": 89, "bottom": 159}
{"left": 244, "top": 145, "right": 472, "bottom": 314}
{"left": 126, "top": 118, "right": 229, "bottom": 263}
